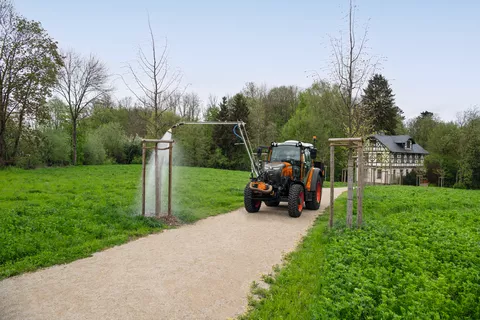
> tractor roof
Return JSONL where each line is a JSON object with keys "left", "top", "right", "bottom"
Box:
{"left": 276, "top": 140, "right": 315, "bottom": 148}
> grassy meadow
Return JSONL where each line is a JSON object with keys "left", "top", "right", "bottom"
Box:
{"left": 0, "top": 165, "right": 249, "bottom": 279}
{"left": 241, "top": 186, "right": 480, "bottom": 319}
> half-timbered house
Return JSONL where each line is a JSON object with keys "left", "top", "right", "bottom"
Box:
{"left": 363, "top": 134, "right": 429, "bottom": 184}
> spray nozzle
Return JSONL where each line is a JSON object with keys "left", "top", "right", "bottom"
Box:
{"left": 171, "top": 122, "right": 185, "bottom": 129}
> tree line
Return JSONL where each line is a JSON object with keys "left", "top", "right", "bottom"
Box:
{"left": 0, "top": 0, "right": 478, "bottom": 189}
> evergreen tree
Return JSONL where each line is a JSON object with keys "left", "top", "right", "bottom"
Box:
{"left": 362, "top": 74, "right": 402, "bottom": 135}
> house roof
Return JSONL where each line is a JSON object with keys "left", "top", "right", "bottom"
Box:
{"left": 370, "top": 134, "right": 429, "bottom": 154}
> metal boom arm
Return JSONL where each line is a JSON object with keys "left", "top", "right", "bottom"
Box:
{"left": 172, "top": 121, "right": 260, "bottom": 177}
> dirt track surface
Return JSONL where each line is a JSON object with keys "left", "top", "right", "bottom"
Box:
{"left": 0, "top": 187, "right": 347, "bottom": 320}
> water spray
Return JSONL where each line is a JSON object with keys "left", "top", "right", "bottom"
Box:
{"left": 141, "top": 121, "right": 257, "bottom": 220}
{"left": 141, "top": 129, "right": 174, "bottom": 218}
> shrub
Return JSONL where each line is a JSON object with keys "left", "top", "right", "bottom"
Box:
{"left": 41, "top": 129, "right": 70, "bottom": 166}
{"left": 402, "top": 169, "right": 417, "bottom": 186}
{"left": 83, "top": 134, "right": 106, "bottom": 165}
{"left": 95, "top": 123, "right": 127, "bottom": 163}
{"left": 123, "top": 135, "right": 142, "bottom": 164}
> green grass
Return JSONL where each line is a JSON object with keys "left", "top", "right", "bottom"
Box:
{"left": 323, "top": 180, "right": 348, "bottom": 188}
{"left": 240, "top": 186, "right": 480, "bottom": 319}
{"left": 171, "top": 166, "right": 249, "bottom": 222}
{"left": 0, "top": 165, "right": 249, "bottom": 279}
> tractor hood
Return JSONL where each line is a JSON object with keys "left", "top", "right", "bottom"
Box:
{"left": 264, "top": 162, "right": 286, "bottom": 172}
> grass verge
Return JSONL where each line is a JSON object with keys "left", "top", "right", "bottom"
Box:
{"left": 240, "top": 186, "right": 480, "bottom": 319}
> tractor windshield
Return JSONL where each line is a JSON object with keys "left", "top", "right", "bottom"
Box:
{"left": 270, "top": 145, "right": 300, "bottom": 162}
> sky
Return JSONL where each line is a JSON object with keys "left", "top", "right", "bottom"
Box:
{"left": 15, "top": 0, "right": 480, "bottom": 121}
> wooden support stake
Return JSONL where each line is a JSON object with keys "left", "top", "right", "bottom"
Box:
{"left": 159, "top": 156, "right": 164, "bottom": 214}
{"left": 357, "top": 145, "right": 364, "bottom": 228}
{"left": 346, "top": 150, "right": 354, "bottom": 228}
{"left": 329, "top": 145, "right": 334, "bottom": 228}
{"left": 168, "top": 142, "right": 173, "bottom": 217}
{"left": 155, "top": 144, "right": 160, "bottom": 218}
{"left": 141, "top": 141, "right": 146, "bottom": 217}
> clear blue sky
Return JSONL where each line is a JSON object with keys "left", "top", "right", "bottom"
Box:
{"left": 15, "top": 0, "right": 480, "bottom": 121}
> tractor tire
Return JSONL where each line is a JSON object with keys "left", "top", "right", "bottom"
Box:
{"left": 244, "top": 183, "right": 261, "bottom": 213}
{"left": 265, "top": 200, "right": 280, "bottom": 207}
{"left": 306, "top": 176, "right": 323, "bottom": 210}
{"left": 288, "top": 184, "right": 305, "bottom": 218}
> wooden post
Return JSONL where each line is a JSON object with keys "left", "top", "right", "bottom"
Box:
{"left": 159, "top": 156, "right": 164, "bottom": 214}
{"left": 155, "top": 143, "right": 160, "bottom": 218}
{"left": 346, "top": 149, "right": 354, "bottom": 228}
{"left": 141, "top": 141, "right": 146, "bottom": 217}
{"left": 357, "top": 145, "right": 364, "bottom": 228}
{"left": 168, "top": 142, "right": 173, "bottom": 217}
{"left": 329, "top": 145, "right": 335, "bottom": 228}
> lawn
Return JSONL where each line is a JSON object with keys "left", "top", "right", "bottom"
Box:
{"left": 241, "top": 186, "right": 480, "bottom": 319}
{"left": 0, "top": 165, "right": 249, "bottom": 279}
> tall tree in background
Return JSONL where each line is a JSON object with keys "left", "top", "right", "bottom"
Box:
{"left": 406, "top": 110, "right": 439, "bottom": 150}
{"left": 329, "top": 0, "right": 377, "bottom": 227}
{"left": 0, "top": 0, "right": 62, "bottom": 165}
{"left": 56, "top": 51, "right": 111, "bottom": 165}
{"left": 362, "top": 74, "right": 402, "bottom": 134}
{"left": 123, "top": 18, "right": 182, "bottom": 138}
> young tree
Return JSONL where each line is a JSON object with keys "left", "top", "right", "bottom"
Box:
{"left": 0, "top": 0, "right": 62, "bottom": 165}
{"left": 123, "top": 18, "right": 182, "bottom": 138}
{"left": 329, "top": 0, "right": 377, "bottom": 227}
{"left": 56, "top": 51, "right": 111, "bottom": 165}
{"left": 361, "top": 74, "right": 402, "bottom": 134}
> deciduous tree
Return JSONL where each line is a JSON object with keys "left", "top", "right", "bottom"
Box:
{"left": 0, "top": 0, "right": 62, "bottom": 165}
{"left": 56, "top": 51, "right": 111, "bottom": 165}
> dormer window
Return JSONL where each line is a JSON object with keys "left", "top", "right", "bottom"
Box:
{"left": 405, "top": 140, "right": 412, "bottom": 150}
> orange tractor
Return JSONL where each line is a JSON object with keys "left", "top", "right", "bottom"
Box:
{"left": 244, "top": 139, "right": 325, "bottom": 217}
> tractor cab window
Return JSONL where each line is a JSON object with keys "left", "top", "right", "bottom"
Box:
{"left": 270, "top": 145, "right": 300, "bottom": 163}
{"left": 304, "top": 148, "right": 312, "bottom": 172}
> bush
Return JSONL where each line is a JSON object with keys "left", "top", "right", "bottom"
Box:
{"left": 453, "top": 182, "right": 467, "bottom": 189}
{"left": 83, "top": 134, "right": 106, "bottom": 165}
{"left": 95, "top": 123, "right": 127, "bottom": 163}
{"left": 123, "top": 135, "right": 142, "bottom": 164}
{"left": 41, "top": 129, "right": 70, "bottom": 166}
{"left": 402, "top": 169, "right": 417, "bottom": 186}
{"left": 15, "top": 153, "right": 43, "bottom": 169}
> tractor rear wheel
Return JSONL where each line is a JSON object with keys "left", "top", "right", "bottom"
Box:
{"left": 244, "top": 183, "right": 261, "bottom": 213}
{"left": 306, "top": 176, "right": 323, "bottom": 210}
{"left": 265, "top": 200, "right": 280, "bottom": 207}
{"left": 288, "top": 184, "right": 304, "bottom": 218}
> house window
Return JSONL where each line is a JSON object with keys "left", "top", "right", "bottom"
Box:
{"left": 406, "top": 140, "right": 412, "bottom": 150}
{"left": 377, "top": 153, "right": 382, "bottom": 162}
{"left": 393, "top": 169, "right": 396, "bottom": 176}
{"left": 377, "top": 169, "right": 382, "bottom": 179}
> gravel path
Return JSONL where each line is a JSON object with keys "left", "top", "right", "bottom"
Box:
{"left": 0, "top": 187, "right": 346, "bottom": 320}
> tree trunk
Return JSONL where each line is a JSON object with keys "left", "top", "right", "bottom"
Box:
{"left": 0, "top": 130, "right": 6, "bottom": 166}
{"left": 0, "top": 107, "right": 6, "bottom": 166}
{"left": 72, "top": 118, "right": 77, "bottom": 165}
{"left": 346, "top": 149, "right": 354, "bottom": 228}
{"left": 12, "top": 106, "right": 25, "bottom": 159}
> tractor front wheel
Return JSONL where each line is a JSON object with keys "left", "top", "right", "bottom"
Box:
{"left": 288, "top": 184, "right": 304, "bottom": 218}
{"left": 244, "top": 183, "right": 261, "bottom": 213}
{"left": 306, "top": 176, "right": 323, "bottom": 210}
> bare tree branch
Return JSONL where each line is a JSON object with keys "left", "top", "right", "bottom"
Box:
{"left": 121, "top": 17, "right": 183, "bottom": 137}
